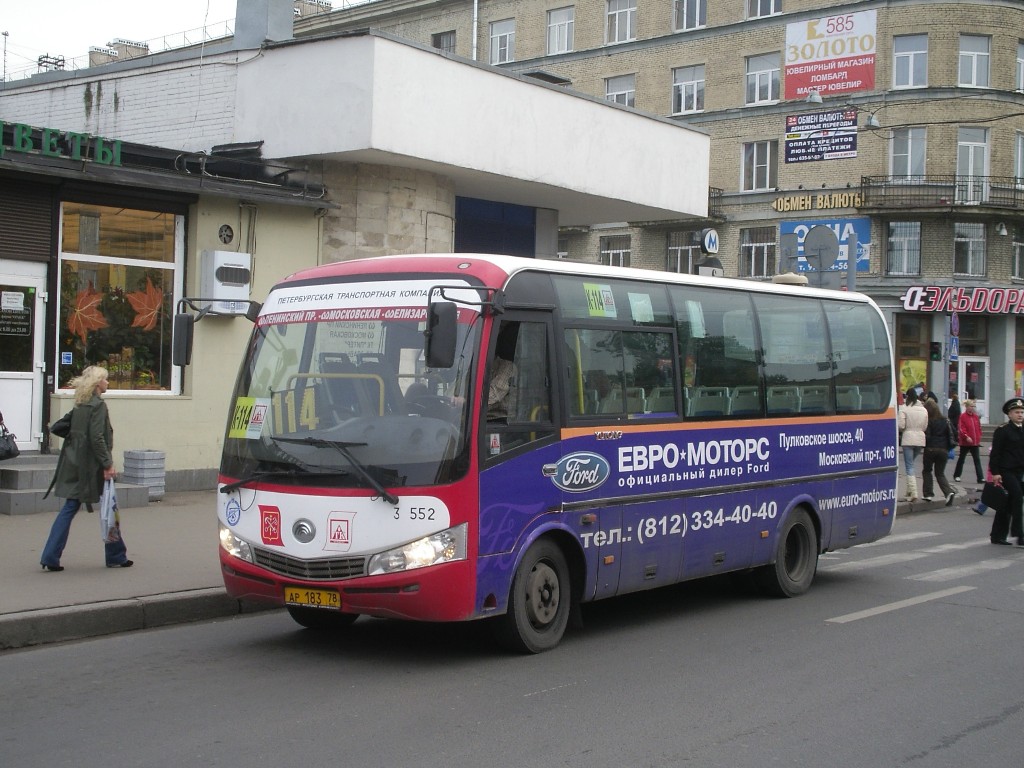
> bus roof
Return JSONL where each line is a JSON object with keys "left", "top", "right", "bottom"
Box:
{"left": 277, "top": 253, "right": 878, "bottom": 306}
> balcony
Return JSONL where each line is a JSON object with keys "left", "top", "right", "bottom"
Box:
{"left": 860, "top": 175, "right": 1024, "bottom": 211}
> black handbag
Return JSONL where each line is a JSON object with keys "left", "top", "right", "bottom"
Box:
{"left": 50, "top": 410, "right": 73, "bottom": 439}
{"left": 981, "top": 481, "right": 1009, "bottom": 513}
{"left": 0, "top": 412, "right": 19, "bottom": 461}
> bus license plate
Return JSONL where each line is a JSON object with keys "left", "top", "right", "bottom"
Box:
{"left": 283, "top": 586, "right": 340, "bottom": 610}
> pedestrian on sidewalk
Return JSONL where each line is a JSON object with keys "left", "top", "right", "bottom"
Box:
{"left": 40, "top": 366, "right": 133, "bottom": 571}
{"left": 988, "top": 397, "right": 1024, "bottom": 546}
{"left": 898, "top": 388, "right": 928, "bottom": 502}
{"left": 947, "top": 392, "right": 962, "bottom": 435}
{"left": 922, "top": 398, "right": 956, "bottom": 506}
{"left": 953, "top": 398, "right": 985, "bottom": 484}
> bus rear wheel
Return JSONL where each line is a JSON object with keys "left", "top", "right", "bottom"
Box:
{"left": 494, "top": 539, "right": 570, "bottom": 653}
{"left": 286, "top": 606, "right": 359, "bottom": 630}
{"left": 755, "top": 508, "right": 818, "bottom": 597}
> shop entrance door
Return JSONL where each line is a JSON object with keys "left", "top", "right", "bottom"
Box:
{"left": 0, "top": 262, "right": 46, "bottom": 452}
{"left": 957, "top": 356, "right": 990, "bottom": 423}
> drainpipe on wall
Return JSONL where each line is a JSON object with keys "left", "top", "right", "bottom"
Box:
{"left": 472, "top": 0, "right": 479, "bottom": 61}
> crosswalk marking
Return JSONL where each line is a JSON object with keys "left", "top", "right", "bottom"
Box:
{"left": 822, "top": 552, "right": 929, "bottom": 571}
{"left": 909, "top": 559, "right": 1017, "bottom": 582}
{"left": 858, "top": 532, "right": 941, "bottom": 548}
{"left": 826, "top": 586, "right": 976, "bottom": 624}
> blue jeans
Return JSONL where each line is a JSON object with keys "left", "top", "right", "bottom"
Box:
{"left": 902, "top": 445, "right": 923, "bottom": 477}
{"left": 41, "top": 498, "right": 128, "bottom": 567}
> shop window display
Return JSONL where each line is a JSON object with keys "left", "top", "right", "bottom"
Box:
{"left": 58, "top": 203, "right": 182, "bottom": 392}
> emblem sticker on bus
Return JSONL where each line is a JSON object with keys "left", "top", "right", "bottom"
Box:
{"left": 551, "top": 452, "right": 611, "bottom": 493}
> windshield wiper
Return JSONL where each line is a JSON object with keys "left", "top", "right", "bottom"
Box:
{"left": 220, "top": 466, "right": 357, "bottom": 493}
{"left": 220, "top": 469, "right": 305, "bottom": 493}
{"left": 270, "top": 436, "right": 399, "bottom": 505}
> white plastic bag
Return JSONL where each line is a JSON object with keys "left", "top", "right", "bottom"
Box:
{"left": 99, "top": 478, "right": 121, "bottom": 543}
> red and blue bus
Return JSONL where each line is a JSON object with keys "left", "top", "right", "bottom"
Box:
{"left": 187, "top": 254, "right": 897, "bottom": 652}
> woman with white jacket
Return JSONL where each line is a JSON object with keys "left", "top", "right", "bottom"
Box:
{"left": 898, "top": 388, "right": 929, "bottom": 502}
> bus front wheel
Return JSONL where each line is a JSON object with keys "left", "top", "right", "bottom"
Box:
{"left": 494, "top": 539, "right": 571, "bottom": 653}
{"left": 286, "top": 606, "right": 359, "bottom": 630}
{"left": 755, "top": 508, "right": 818, "bottom": 597}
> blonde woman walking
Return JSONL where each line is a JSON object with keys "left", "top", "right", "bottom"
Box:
{"left": 40, "top": 366, "right": 133, "bottom": 571}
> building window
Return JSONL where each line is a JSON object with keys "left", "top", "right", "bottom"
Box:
{"left": 957, "top": 315, "right": 988, "bottom": 356}
{"left": 667, "top": 230, "right": 701, "bottom": 273}
{"left": 674, "top": 0, "right": 706, "bottom": 31}
{"left": 606, "top": 0, "right": 636, "bottom": 45}
{"left": 957, "top": 127, "right": 989, "bottom": 203}
{"left": 746, "top": 53, "right": 780, "bottom": 104}
{"left": 886, "top": 222, "right": 921, "bottom": 276}
{"left": 1013, "top": 226, "right": 1024, "bottom": 279}
{"left": 489, "top": 19, "right": 515, "bottom": 64}
{"left": 547, "top": 7, "right": 574, "bottom": 54}
{"left": 58, "top": 202, "right": 183, "bottom": 392}
{"left": 891, "top": 127, "right": 926, "bottom": 177}
{"left": 606, "top": 74, "right": 636, "bottom": 106}
{"left": 557, "top": 236, "right": 570, "bottom": 259}
{"left": 1017, "top": 41, "right": 1024, "bottom": 91}
{"left": 432, "top": 31, "right": 456, "bottom": 54}
{"left": 599, "top": 235, "right": 631, "bottom": 267}
{"left": 672, "top": 65, "right": 705, "bottom": 114}
{"left": 894, "top": 34, "right": 927, "bottom": 88}
{"left": 959, "top": 34, "right": 990, "bottom": 87}
{"left": 954, "top": 222, "right": 986, "bottom": 276}
{"left": 747, "top": 0, "right": 781, "bottom": 19}
{"left": 739, "top": 227, "right": 776, "bottom": 278}
{"left": 742, "top": 140, "right": 777, "bottom": 191}
{"left": 896, "top": 314, "right": 928, "bottom": 391}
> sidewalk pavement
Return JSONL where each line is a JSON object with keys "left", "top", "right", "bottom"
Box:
{"left": 0, "top": 480, "right": 988, "bottom": 651}
{"left": 0, "top": 490, "right": 275, "bottom": 651}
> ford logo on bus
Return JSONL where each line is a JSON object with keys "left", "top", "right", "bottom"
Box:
{"left": 550, "top": 452, "right": 611, "bottom": 493}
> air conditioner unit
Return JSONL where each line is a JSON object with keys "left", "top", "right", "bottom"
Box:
{"left": 200, "top": 250, "right": 252, "bottom": 315}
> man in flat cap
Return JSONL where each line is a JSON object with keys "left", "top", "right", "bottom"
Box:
{"left": 988, "top": 397, "right": 1024, "bottom": 545}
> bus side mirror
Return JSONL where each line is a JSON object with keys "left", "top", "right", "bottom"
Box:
{"left": 172, "top": 313, "right": 194, "bottom": 367}
{"left": 425, "top": 301, "right": 457, "bottom": 368}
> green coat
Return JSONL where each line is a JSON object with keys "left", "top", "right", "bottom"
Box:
{"left": 50, "top": 395, "right": 114, "bottom": 503}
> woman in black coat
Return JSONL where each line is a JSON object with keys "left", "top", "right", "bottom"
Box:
{"left": 40, "top": 366, "right": 133, "bottom": 571}
{"left": 922, "top": 399, "right": 956, "bottom": 506}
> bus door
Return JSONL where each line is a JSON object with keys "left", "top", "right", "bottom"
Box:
{"left": 561, "top": 324, "right": 683, "bottom": 598}
{"left": 477, "top": 313, "right": 561, "bottom": 589}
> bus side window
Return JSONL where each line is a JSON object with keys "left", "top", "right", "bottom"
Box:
{"left": 670, "top": 286, "right": 761, "bottom": 420}
{"left": 485, "top": 320, "right": 554, "bottom": 456}
{"left": 753, "top": 295, "right": 831, "bottom": 412}
{"left": 824, "top": 302, "right": 892, "bottom": 413}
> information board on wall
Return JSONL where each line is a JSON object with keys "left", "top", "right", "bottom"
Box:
{"left": 784, "top": 10, "right": 876, "bottom": 100}
{"left": 784, "top": 110, "right": 858, "bottom": 163}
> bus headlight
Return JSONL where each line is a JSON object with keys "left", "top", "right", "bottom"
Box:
{"left": 219, "top": 522, "right": 254, "bottom": 563}
{"left": 367, "top": 523, "right": 467, "bottom": 575}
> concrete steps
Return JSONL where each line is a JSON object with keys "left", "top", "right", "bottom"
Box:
{"left": 0, "top": 453, "right": 150, "bottom": 516}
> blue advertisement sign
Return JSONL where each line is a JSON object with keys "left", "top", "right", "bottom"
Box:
{"left": 779, "top": 218, "right": 871, "bottom": 273}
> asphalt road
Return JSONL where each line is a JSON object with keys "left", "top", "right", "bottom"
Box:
{"left": 2, "top": 507, "right": 1022, "bottom": 768}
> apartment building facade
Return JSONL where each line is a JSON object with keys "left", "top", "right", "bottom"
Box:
{"left": 298, "top": 0, "right": 1024, "bottom": 423}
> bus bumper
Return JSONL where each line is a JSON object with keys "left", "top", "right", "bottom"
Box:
{"left": 219, "top": 548, "right": 477, "bottom": 622}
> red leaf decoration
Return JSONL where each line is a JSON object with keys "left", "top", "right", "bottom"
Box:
{"left": 67, "top": 286, "right": 108, "bottom": 344}
{"left": 126, "top": 278, "right": 164, "bottom": 332}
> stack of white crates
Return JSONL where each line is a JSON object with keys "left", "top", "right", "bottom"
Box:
{"left": 122, "top": 450, "right": 165, "bottom": 501}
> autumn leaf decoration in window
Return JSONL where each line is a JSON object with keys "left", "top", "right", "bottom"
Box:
{"left": 126, "top": 277, "right": 164, "bottom": 331}
{"left": 67, "top": 285, "right": 109, "bottom": 343}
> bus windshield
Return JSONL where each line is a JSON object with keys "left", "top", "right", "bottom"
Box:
{"left": 221, "top": 279, "right": 480, "bottom": 490}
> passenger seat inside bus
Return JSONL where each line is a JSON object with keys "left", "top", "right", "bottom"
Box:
{"left": 767, "top": 386, "right": 801, "bottom": 415}
{"left": 798, "top": 385, "right": 830, "bottom": 413}
{"left": 836, "top": 385, "right": 863, "bottom": 411}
